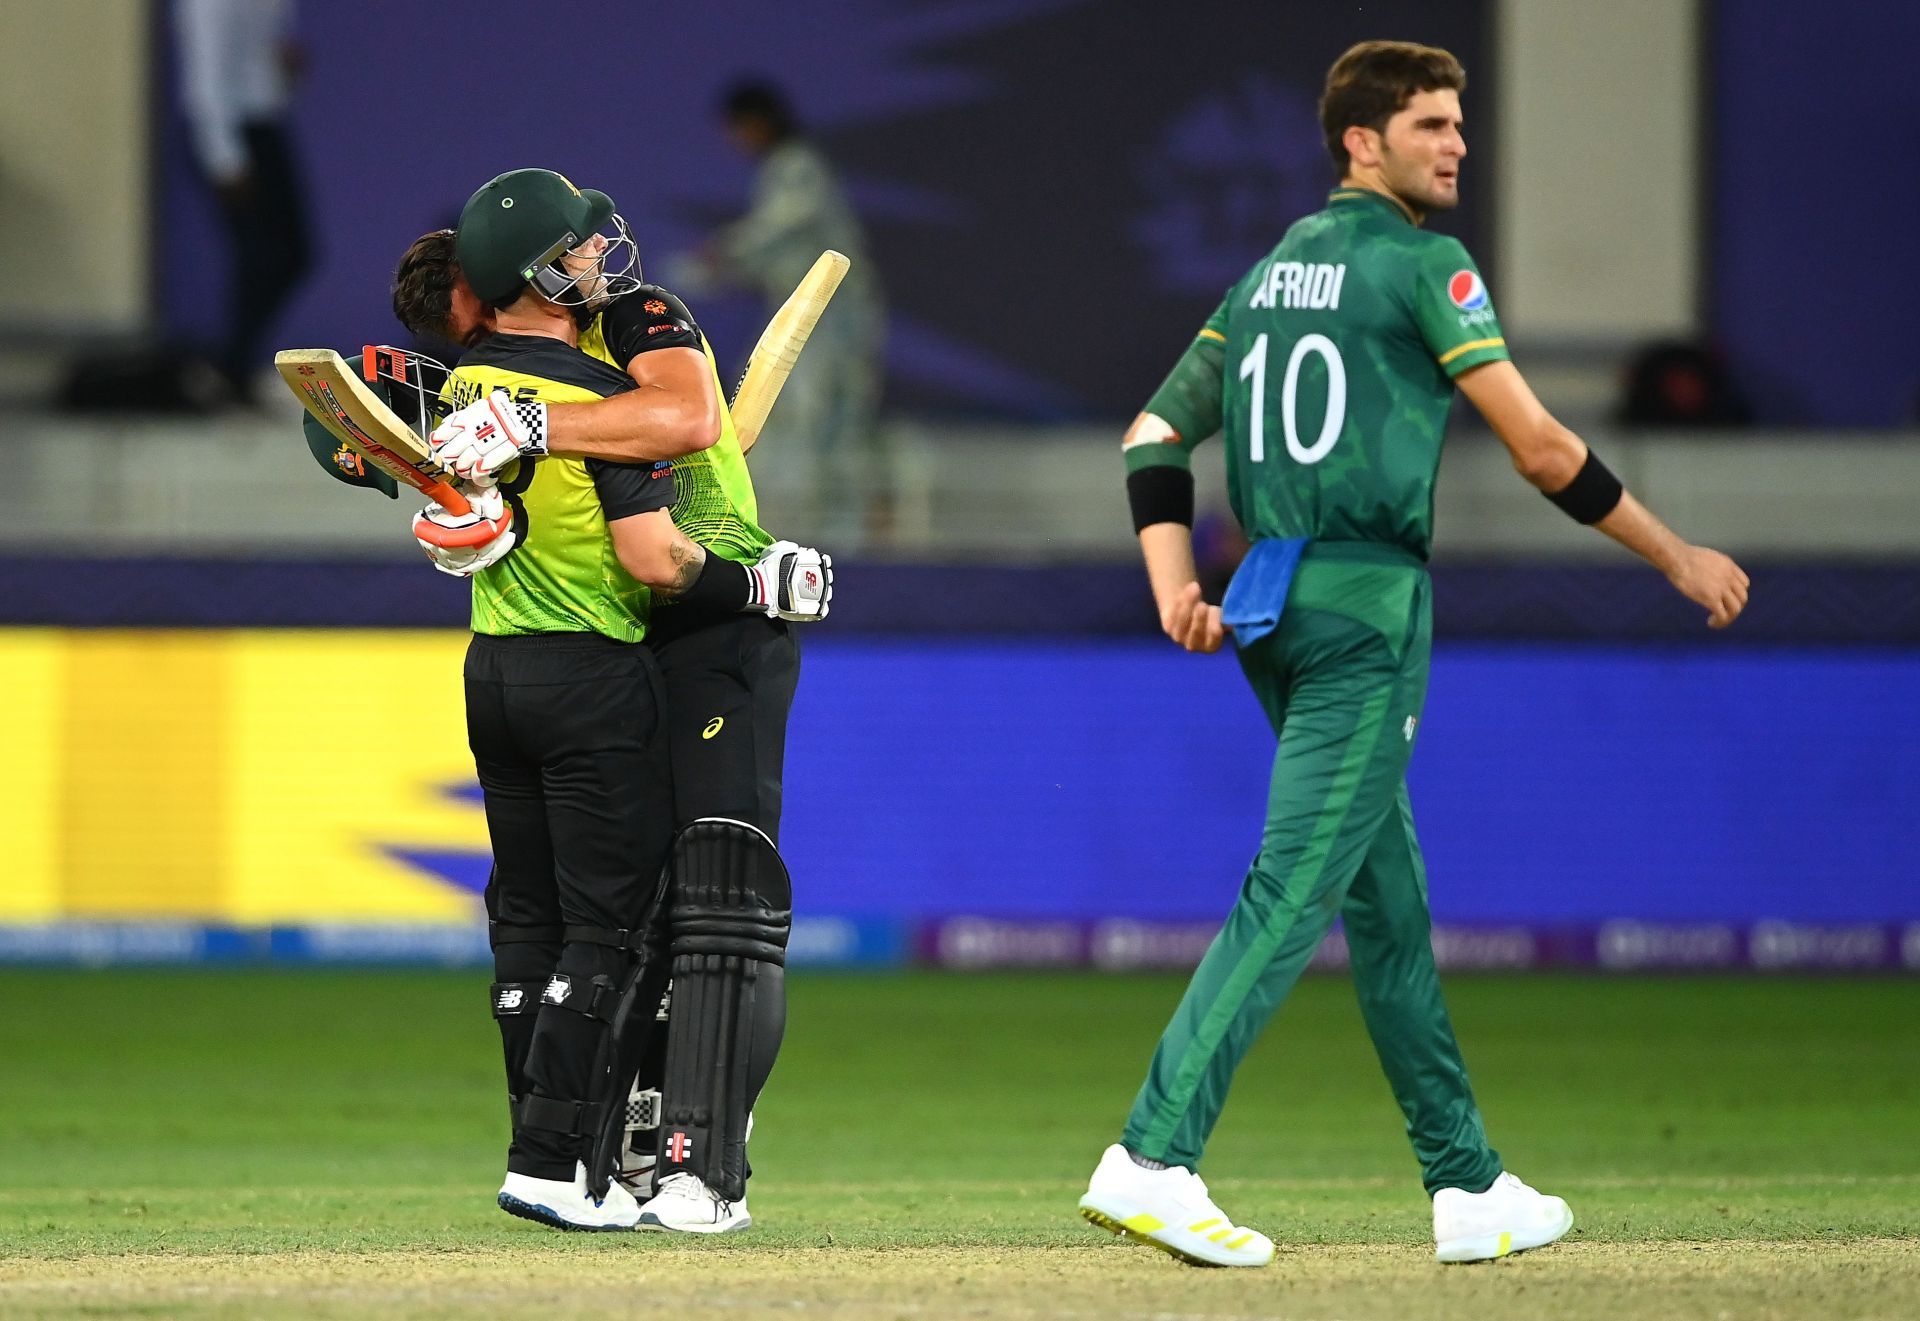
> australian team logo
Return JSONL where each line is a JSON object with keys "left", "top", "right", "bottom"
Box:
{"left": 1448, "top": 269, "right": 1489, "bottom": 311}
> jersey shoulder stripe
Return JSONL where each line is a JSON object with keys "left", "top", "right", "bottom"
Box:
{"left": 1437, "top": 337, "right": 1506, "bottom": 366}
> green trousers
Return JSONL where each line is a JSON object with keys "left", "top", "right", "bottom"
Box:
{"left": 1121, "top": 553, "right": 1501, "bottom": 1194}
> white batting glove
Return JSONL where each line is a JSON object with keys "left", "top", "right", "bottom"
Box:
{"left": 411, "top": 486, "right": 517, "bottom": 578}
{"left": 745, "top": 540, "right": 832, "bottom": 622}
{"left": 427, "top": 390, "right": 548, "bottom": 484}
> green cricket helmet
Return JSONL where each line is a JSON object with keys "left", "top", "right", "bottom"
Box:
{"left": 455, "top": 168, "right": 641, "bottom": 306}
{"left": 298, "top": 345, "right": 453, "bottom": 499}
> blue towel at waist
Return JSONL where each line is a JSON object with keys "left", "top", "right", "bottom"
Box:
{"left": 1221, "top": 537, "right": 1309, "bottom": 648}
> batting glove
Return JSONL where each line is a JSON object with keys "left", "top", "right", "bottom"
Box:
{"left": 412, "top": 487, "right": 517, "bottom": 578}
{"left": 745, "top": 540, "right": 832, "bottom": 622}
{"left": 428, "top": 389, "right": 548, "bottom": 484}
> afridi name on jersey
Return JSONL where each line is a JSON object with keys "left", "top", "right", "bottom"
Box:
{"left": 1133, "top": 187, "right": 1509, "bottom": 562}
{"left": 446, "top": 334, "right": 676, "bottom": 642}
{"left": 583, "top": 285, "right": 773, "bottom": 565}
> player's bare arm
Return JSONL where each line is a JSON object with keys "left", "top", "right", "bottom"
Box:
{"left": 397, "top": 228, "right": 720, "bottom": 473}
{"left": 1456, "top": 360, "right": 1750, "bottom": 628}
{"left": 1125, "top": 411, "right": 1226, "bottom": 654}
{"left": 544, "top": 346, "right": 721, "bottom": 461}
{"left": 609, "top": 509, "right": 830, "bottom": 622}
{"left": 611, "top": 508, "right": 706, "bottom": 594}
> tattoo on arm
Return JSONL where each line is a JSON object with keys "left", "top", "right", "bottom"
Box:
{"left": 659, "top": 533, "right": 707, "bottom": 598}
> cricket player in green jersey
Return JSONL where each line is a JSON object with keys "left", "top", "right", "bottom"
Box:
{"left": 1078, "top": 41, "right": 1750, "bottom": 1269}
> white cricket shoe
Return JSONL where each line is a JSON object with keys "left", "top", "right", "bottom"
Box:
{"left": 637, "top": 1171, "right": 752, "bottom": 1233}
{"left": 1433, "top": 1170, "right": 1573, "bottom": 1262}
{"left": 497, "top": 1162, "right": 642, "bottom": 1232}
{"left": 613, "top": 1154, "right": 656, "bottom": 1200}
{"left": 1078, "top": 1143, "right": 1275, "bottom": 1268}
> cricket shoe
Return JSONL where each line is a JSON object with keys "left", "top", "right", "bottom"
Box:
{"left": 613, "top": 1154, "right": 656, "bottom": 1200}
{"left": 1078, "top": 1144, "right": 1274, "bottom": 1268}
{"left": 497, "top": 1162, "right": 642, "bottom": 1232}
{"left": 637, "top": 1171, "right": 752, "bottom": 1233}
{"left": 1433, "top": 1170, "right": 1573, "bottom": 1262}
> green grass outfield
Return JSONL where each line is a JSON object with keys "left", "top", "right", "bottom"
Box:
{"left": 1, "top": 970, "right": 1915, "bottom": 1319}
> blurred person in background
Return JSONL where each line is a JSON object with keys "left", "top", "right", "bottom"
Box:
{"left": 1616, "top": 340, "right": 1754, "bottom": 427}
{"left": 680, "top": 79, "right": 890, "bottom": 548}
{"left": 174, "top": 0, "right": 313, "bottom": 403}
{"left": 1080, "top": 39, "right": 1750, "bottom": 1270}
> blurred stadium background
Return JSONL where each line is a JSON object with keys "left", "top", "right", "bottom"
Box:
{"left": 4, "top": 3, "right": 1918, "bottom": 1314}
{"left": 1, "top": 0, "right": 1912, "bottom": 976}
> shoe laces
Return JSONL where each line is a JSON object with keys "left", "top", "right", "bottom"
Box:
{"left": 657, "top": 1171, "right": 727, "bottom": 1209}
{"left": 1163, "top": 1167, "right": 1224, "bottom": 1218}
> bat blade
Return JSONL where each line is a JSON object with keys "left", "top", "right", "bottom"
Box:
{"left": 275, "top": 348, "right": 472, "bottom": 516}
{"left": 729, "top": 250, "right": 851, "bottom": 453}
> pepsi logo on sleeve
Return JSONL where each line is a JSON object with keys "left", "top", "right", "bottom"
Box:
{"left": 1447, "top": 270, "right": 1489, "bottom": 311}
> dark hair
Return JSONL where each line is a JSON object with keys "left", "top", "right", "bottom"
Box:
{"left": 720, "top": 78, "right": 797, "bottom": 140}
{"left": 1319, "top": 41, "right": 1466, "bottom": 174}
{"left": 391, "top": 229, "right": 460, "bottom": 338}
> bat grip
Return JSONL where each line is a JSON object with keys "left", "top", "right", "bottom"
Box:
{"left": 424, "top": 479, "right": 473, "bottom": 517}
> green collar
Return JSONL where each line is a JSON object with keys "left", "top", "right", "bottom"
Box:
{"left": 1328, "top": 187, "right": 1419, "bottom": 226}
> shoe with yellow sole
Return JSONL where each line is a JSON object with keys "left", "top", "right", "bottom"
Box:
{"left": 1078, "top": 1143, "right": 1274, "bottom": 1267}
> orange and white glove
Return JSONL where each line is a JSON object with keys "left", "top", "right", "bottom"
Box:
{"left": 428, "top": 390, "right": 548, "bottom": 485}
{"left": 412, "top": 486, "right": 516, "bottom": 578}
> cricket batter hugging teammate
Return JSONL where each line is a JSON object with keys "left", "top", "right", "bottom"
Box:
{"left": 296, "top": 169, "right": 836, "bottom": 1233}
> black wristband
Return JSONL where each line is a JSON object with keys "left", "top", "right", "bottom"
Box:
{"left": 676, "top": 553, "right": 752, "bottom": 612}
{"left": 1127, "top": 464, "right": 1195, "bottom": 532}
{"left": 1544, "top": 449, "right": 1625, "bottom": 524}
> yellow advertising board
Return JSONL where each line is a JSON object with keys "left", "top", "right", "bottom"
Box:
{"left": 2, "top": 630, "right": 488, "bottom": 922}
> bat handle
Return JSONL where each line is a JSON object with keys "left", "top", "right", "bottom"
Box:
{"left": 424, "top": 479, "right": 472, "bottom": 517}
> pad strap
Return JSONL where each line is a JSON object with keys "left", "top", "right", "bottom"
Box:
{"left": 489, "top": 980, "right": 546, "bottom": 1017}
{"left": 489, "top": 920, "right": 563, "bottom": 945}
{"left": 517, "top": 1093, "right": 607, "bottom": 1138}
{"left": 565, "top": 924, "right": 655, "bottom": 951}
{"left": 541, "top": 972, "right": 623, "bottom": 1025}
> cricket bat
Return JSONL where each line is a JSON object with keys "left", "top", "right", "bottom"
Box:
{"left": 730, "top": 249, "right": 850, "bottom": 453}
{"left": 276, "top": 347, "right": 473, "bottom": 518}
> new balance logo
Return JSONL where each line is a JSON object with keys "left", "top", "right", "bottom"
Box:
{"left": 544, "top": 976, "right": 572, "bottom": 1005}
{"left": 496, "top": 988, "right": 525, "bottom": 1012}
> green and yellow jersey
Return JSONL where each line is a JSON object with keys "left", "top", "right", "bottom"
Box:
{"left": 445, "top": 336, "right": 676, "bottom": 642}
{"left": 1129, "top": 187, "right": 1509, "bottom": 563}
{"left": 582, "top": 286, "right": 773, "bottom": 565}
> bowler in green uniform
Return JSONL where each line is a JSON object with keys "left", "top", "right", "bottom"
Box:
{"left": 1078, "top": 40, "right": 1751, "bottom": 1269}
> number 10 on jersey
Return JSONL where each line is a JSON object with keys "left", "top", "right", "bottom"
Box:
{"left": 1239, "top": 333, "right": 1347, "bottom": 465}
